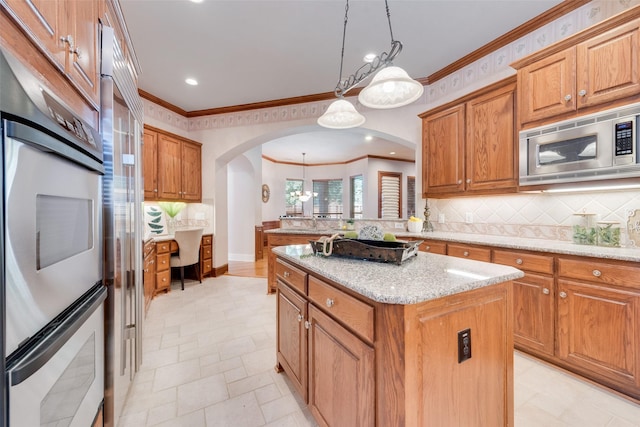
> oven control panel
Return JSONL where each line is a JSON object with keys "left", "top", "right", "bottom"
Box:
{"left": 615, "top": 119, "right": 634, "bottom": 156}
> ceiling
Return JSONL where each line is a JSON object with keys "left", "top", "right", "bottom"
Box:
{"left": 120, "top": 0, "right": 564, "bottom": 163}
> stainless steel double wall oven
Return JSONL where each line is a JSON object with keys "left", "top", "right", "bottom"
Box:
{"left": 0, "top": 48, "right": 106, "bottom": 426}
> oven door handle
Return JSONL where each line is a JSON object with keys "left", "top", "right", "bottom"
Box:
{"left": 8, "top": 285, "right": 107, "bottom": 386}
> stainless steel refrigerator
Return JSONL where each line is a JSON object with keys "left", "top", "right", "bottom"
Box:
{"left": 100, "top": 25, "right": 145, "bottom": 427}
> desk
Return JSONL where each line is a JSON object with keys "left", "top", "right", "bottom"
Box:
{"left": 150, "top": 234, "right": 213, "bottom": 295}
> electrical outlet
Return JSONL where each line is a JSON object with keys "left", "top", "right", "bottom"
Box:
{"left": 458, "top": 328, "right": 472, "bottom": 363}
{"left": 465, "top": 212, "right": 473, "bottom": 224}
{"left": 394, "top": 222, "right": 404, "bottom": 229}
{"left": 438, "top": 213, "right": 445, "bottom": 224}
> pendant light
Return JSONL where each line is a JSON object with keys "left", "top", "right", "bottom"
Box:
{"left": 290, "top": 153, "right": 318, "bottom": 202}
{"left": 317, "top": 0, "right": 423, "bottom": 129}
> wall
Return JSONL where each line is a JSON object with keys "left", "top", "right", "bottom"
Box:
{"left": 142, "top": 1, "right": 639, "bottom": 267}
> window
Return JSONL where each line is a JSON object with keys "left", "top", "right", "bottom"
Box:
{"left": 378, "top": 171, "right": 402, "bottom": 219}
{"left": 285, "top": 179, "right": 303, "bottom": 216}
{"left": 313, "top": 179, "right": 342, "bottom": 218}
{"left": 350, "top": 175, "right": 363, "bottom": 219}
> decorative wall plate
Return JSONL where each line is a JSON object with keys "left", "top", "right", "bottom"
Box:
{"left": 261, "top": 184, "right": 270, "bottom": 203}
{"left": 627, "top": 209, "right": 640, "bottom": 247}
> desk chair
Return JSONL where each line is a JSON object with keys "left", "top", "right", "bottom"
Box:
{"left": 170, "top": 228, "right": 204, "bottom": 290}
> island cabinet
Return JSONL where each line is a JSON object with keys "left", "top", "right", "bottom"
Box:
{"left": 513, "top": 14, "right": 640, "bottom": 128}
{"left": 556, "top": 256, "right": 640, "bottom": 398}
{"left": 419, "top": 77, "right": 517, "bottom": 198}
{"left": 2, "top": 0, "right": 100, "bottom": 108}
{"left": 275, "top": 251, "right": 517, "bottom": 427}
{"left": 267, "top": 233, "right": 320, "bottom": 294}
{"left": 143, "top": 125, "right": 202, "bottom": 202}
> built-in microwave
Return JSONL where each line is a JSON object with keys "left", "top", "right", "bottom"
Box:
{"left": 519, "top": 104, "right": 640, "bottom": 186}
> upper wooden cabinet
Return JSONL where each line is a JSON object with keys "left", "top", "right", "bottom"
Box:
{"left": 514, "top": 16, "right": 640, "bottom": 127}
{"left": 2, "top": 0, "right": 100, "bottom": 108}
{"left": 144, "top": 125, "right": 202, "bottom": 202}
{"left": 420, "top": 78, "right": 517, "bottom": 198}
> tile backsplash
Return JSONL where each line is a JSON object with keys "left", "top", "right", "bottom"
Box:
{"left": 144, "top": 202, "right": 213, "bottom": 237}
{"left": 429, "top": 190, "right": 640, "bottom": 246}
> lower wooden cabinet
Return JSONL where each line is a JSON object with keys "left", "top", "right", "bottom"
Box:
{"left": 417, "top": 239, "right": 447, "bottom": 254}
{"left": 143, "top": 240, "right": 156, "bottom": 314}
{"left": 446, "top": 242, "right": 492, "bottom": 262}
{"left": 201, "top": 234, "right": 213, "bottom": 278}
{"left": 154, "top": 240, "right": 175, "bottom": 295}
{"left": 267, "top": 233, "right": 319, "bottom": 294}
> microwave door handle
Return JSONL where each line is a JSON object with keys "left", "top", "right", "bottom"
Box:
{"left": 9, "top": 287, "right": 107, "bottom": 386}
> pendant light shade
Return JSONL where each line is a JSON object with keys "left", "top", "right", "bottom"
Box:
{"left": 317, "top": 99, "right": 366, "bottom": 129}
{"left": 358, "top": 66, "right": 424, "bottom": 109}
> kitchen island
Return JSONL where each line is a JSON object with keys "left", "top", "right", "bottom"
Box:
{"left": 273, "top": 244, "right": 524, "bottom": 427}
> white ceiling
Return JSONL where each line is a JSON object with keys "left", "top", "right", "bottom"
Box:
{"left": 120, "top": 0, "right": 563, "bottom": 163}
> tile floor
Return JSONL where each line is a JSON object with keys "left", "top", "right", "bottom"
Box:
{"left": 119, "top": 275, "right": 640, "bottom": 427}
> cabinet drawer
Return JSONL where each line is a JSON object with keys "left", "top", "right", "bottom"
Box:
{"left": 308, "top": 276, "right": 374, "bottom": 343}
{"left": 202, "top": 246, "right": 212, "bottom": 260}
{"left": 493, "top": 249, "right": 554, "bottom": 274}
{"left": 419, "top": 240, "right": 447, "bottom": 255}
{"left": 144, "top": 241, "right": 155, "bottom": 258}
{"left": 447, "top": 243, "right": 492, "bottom": 262}
{"left": 276, "top": 259, "right": 307, "bottom": 294}
{"left": 557, "top": 258, "right": 640, "bottom": 289}
{"left": 202, "top": 259, "right": 212, "bottom": 275}
{"left": 156, "top": 241, "right": 172, "bottom": 254}
{"left": 156, "top": 270, "right": 171, "bottom": 291}
{"left": 202, "top": 235, "right": 212, "bottom": 246}
{"left": 156, "top": 253, "right": 171, "bottom": 272}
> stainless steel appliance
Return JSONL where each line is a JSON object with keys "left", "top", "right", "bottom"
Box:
{"left": 519, "top": 104, "right": 640, "bottom": 186}
{"left": 100, "top": 25, "right": 145, "bottom": 427}
{"left": 0, "top": 47, "right": 107, "bottom": 426}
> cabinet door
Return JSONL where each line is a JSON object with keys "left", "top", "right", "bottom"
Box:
{"left": 308, "top": 305, "right": 374, "bottom": 427}
{"left": 181, "top": 140, "right": 202, "bottom": 201}
{"left": 4, "top": 0, "right": 66, "bottom": 69}
{"left": 143, "top": 249, "right": 156, "bottom": 315}
{"left": 513, "top": 273, "right": 554, "bottom": 356}
{"left": 577, "top": 19, "right": 640, "bottom": 108}
{"left": 557, "top": 279, "right": 640, "bottom": 390}
{"left": 518, "top": 48, "right": 576, "bottom": 123}
{"left": 422, "top": 104, "right": 465, "bottom": 195}
{"left": 276, "top": 282, "right": 308, "bottom": 401}
{"left": 65, "top": 0, "right": 99, "bottom": 106}
{"left": 143, "top": 129, "right": 158, "bottom": 200}
{"left": 465, "top": 82, "right": 517, "bottom": 192}
{"left": 157, "top": 134, "right": 182, "bottom": 200}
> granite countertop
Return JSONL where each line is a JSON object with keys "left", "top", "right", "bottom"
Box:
{"left": 273, "top": 244, "right": 524, "bottom": 305}
{"left": 267, "top": 228, "right": 640, "bottom": 262}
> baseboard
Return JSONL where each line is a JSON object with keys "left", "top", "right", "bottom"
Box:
{"left": 213, "top": 264, "right": 228, "bottom": 277}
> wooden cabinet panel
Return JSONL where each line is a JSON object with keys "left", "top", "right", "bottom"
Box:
{"left": 577, "top": 19, "right": 640, "bottom": 108}
{"left": 447, "top": 243, "right": 492, "bottom": 262}
{"left": 422, "top": 104, "right": 465, "bottom": 195}
{"left": 143, "top": 241, "right": 156, "bottom": 315}
{"left": 267, "top": 233, "right": 318, "bottom": 294}
{"left": 418, "top": 239, "right": 447, "bottom": 254}
{"left": 558, "top": 257, "right": 640, "bottom": 290}
{"left": 308, "top": 305, "right": 374, "bottom": 427}
{"left": 518, "top": 49, "right": 576, "bottom": 123}
{"left": 512, "top": 273, "right": 555, "bottom": 356}
{"left": 465, "top": 82, "right": 517, "bottom": 191}
{"left": 157, "top": 134, "right": 182, "bottom": 200}
{"left": 308, "top": 276, "right": 374, "bottom": 344}
{"left": 493, "top": 249, "right": 554, "bottom": 275}
{"left": 276, "top": 281, "right": 308, "bottom": 401}
{"left": 143, "top": 129, "right": 158, "bottom": 199}
{"left": 181, "top": 141, "right": 201, "bottom": 201}
{"left": 65, "top": 0, "right": 99, "bottom": 105}
{"left": 276, "top": 259, "right": 307, "bottom": 294}
{"left": 557, "top": 279, "right": 640, "bottom": 391}
{"left": 200, "top": 234, "right": 213, "bottom": 277}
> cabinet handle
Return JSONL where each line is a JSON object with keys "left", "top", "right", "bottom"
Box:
{"left": 162, "top": 277, "right": 167, "bottom": 282}
{"left": 425, "top": 246, "right": 430, "bottom": 251}
{"left": 304, "top": 320, "right": 311, "bottom": 330}
{"left": 60, "top": 35, "right": 74, "bottom": 47}
{"left": 592, "top": 269, "right": 602, "bottom": 277}
{"left": 463, "top": 251, "right": 470, "bottom": 257}
{"left": 154, "top": 189, "right": 158, "bottom": 193}
{"left": 457, "top": 179, "right": 462, "bottom": 184}
{"left": 466, "top": 178, "right": 471, "bottom": 184}
{"left": 578, "top": 89, "right": 587, "bottom": 97}
{"left": 283, "top": 271, "right": 290, "bottom": 278}
{"left": 297, "top": 314, "right": 303, "bottom": 322}
{"left": 564, "top": 94, "right": 572, "bottom": 101}
{"left": 542, "top": 288, "right": 550, "bottom": 295}
{"left": 70, "top": 47, "right": 81, "bottom": 58}
{"left": 326, "top": 298, "right": 334, "bottom": 308}
{"left": 515, "top": 258, "right": 523, "bottom": 265}
{"left": 559, "top": 291, "right": 567, "bottom": 298}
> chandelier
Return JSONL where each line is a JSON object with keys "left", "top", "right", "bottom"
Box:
{"left": 290, "top": 153, "right": 317, "bottom": 202}
{"left": 317, "top": 0, "right": 424, "bottom": 129}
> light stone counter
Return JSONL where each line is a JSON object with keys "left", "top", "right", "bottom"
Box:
{"left": 273, "top": 244, "right": 524, "bottom": 305}
{"left": 266, "top": 228, "right": 640, "bottom": 262}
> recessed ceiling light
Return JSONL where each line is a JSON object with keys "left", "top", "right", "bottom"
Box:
{"left": 363, "top": 53, "right": 376, "bottom": 63}
{"left": 190, "top": 0, "right": 203, "bottom": 3}
{"left": 365, "top": 135, "right": 373, "bottom": 141}
{"left": 185, "top": 78, "right": 198, "bottom": 86}
{"left": 390, "top": 151, "right": 396, "bottom": 155}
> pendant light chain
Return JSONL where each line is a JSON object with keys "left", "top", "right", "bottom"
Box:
{"left": 384, "top": 0, "right": 395, "bottom": 43}
{"left": 337, "top": 0, "right": 350, "bottom": 97}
